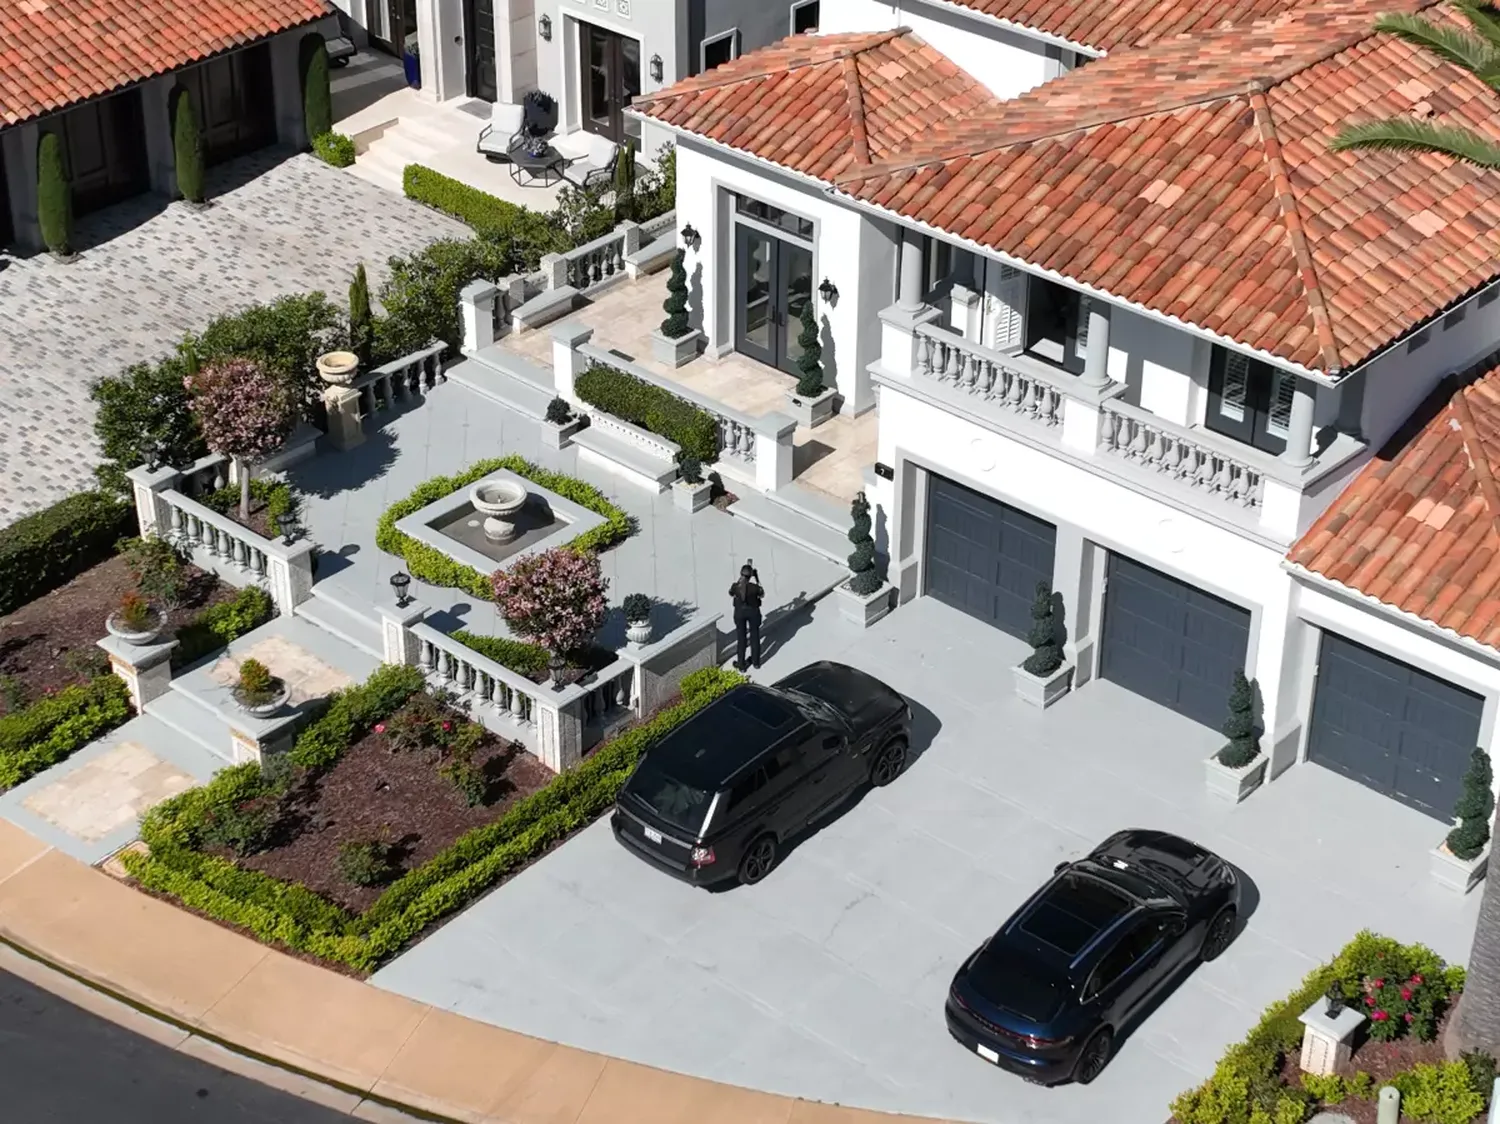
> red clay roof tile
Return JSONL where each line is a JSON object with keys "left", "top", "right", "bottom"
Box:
{"left": 946, "top": 0, "right": 1312, "bottom": 51}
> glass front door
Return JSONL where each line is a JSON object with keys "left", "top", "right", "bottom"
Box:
{"left": 580, "top": 23, "right": 641, "bottom": 146}
{"left": 466, "top": 0, "right": 498, "bottom": 101}
{"left": 735, "top": 225, "right": 813, "bottom": 376}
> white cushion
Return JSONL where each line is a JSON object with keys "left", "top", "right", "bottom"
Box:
{"left": 490, "top": 102, "right": 524, "bottom": 133}
{"left": 586, "top": 134, "right": 618, "bottom": 166}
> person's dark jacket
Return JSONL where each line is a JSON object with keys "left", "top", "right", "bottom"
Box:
{"left": 730, "top": 579, "right": 764, "bottom": 615}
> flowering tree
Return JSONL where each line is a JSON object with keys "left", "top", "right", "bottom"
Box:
{"left": 184, "top": 358, "right": 294, "bottom": 520}
{"left": 490, "top": 548, "right": 608, "bottom": 659}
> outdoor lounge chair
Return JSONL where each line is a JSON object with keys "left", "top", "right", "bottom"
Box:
{"left": 316, "top": 14, "right": 356, "bottom": 66}
{"left": 562, "top": 135, "right": 620, "bottom": 190}
{"left": 477, "top": 102, "right": 526, "bottom": 160}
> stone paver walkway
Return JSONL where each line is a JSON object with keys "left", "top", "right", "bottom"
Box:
{"left": 0, "top": 150, "right": 468, "bottom": 527}
{"left": 20, "top": 740, "right": 197, "bottom": 844}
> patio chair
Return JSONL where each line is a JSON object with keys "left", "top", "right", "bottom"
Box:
{"left": 477, "top": 102, "right": 526, "bottom": 160}
{"left": 562, "top": 135, "right": 620, "bottom": 190}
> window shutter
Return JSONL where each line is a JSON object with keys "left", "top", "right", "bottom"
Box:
{"left": 1219, "top": 353, "right": 1250, "bottom": 422}
{"left": 1075, "top": 296, "right": 1091, "bottom": 358}
{"left": 984, "top": 263, "right": 1025, "bottom": 351}
{"left": 1267, "top": 372, "right": 1295, "bottom": 436}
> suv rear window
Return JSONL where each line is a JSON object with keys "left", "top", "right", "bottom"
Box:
{"left": 1020, "top": 874, "right": 1133, "bottom": 957}
{"left": 626, "top": 764, "right": 712, "bottom": 835}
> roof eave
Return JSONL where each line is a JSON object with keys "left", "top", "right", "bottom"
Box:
{"left": 918, "top": 0, "right": 1106, "bottom": 57}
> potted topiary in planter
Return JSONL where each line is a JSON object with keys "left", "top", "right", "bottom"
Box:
{"left": 1203, "top": 669, "right": 1268, "bottom": 802}
{"left": 232, "top": 657, "right": 290, "bottom": 718}
{"left": 542, "top": 396, "right": 586, "bottom": 448}
{"left": 650, "top": 250, "right": 701, "bottom": 368}
{"left": 1431, "top": 748, "right": 1492, "bottom": 893}
{"left": 624, "top": 594, "right": 654, "bottom": 646}
{"left": 672, "top": 453, "right": 712, "bottom": 512}
{"left": 106, "top": 592, "right": 166, "bottom": 646}
{"left": 784, "top": 300, "right": 837, "bottom": 428}
{"left": 1012, "top": 582, "right": 1073, "bottom": 708}
{"left": 834, "top": 492, "right": 895, "bottom": 628}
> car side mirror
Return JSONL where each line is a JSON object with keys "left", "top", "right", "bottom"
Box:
{"left": 1054, "top": 861, "right": 1070, "bottom": 875}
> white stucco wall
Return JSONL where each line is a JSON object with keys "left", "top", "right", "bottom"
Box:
{"left": 819, "top": 0, "right": 1059, "bottom": 98}
{"left": 676, "top": 140, "right": 897, "bottom": 413}
{"left": 416, "top": 0, "right": 470, "bottom": 102}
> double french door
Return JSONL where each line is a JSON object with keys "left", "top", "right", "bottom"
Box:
{"left": 734, "top": 225, "right": 813, "bottom": 376}
{"left": 579, "top": 23, "right": 640, "bottom": 146}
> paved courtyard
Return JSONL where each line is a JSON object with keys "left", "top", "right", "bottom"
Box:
{"left": 0, "top": 150, "right": 468, "bottom": 526}
{"left": 372, "top": 596, "right": 1482, "bottom": 1124}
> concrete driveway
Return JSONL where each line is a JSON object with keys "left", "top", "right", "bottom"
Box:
{"left": 373, "top": 598, "right": 1482, "bottom": 1124}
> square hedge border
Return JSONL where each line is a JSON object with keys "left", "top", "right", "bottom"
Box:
{"left": 373, "top": 456, "right": 633, "bottom": 600}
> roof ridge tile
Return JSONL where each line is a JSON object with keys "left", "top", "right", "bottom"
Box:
{"left": 842, "top": 55, "right": 872, "bottom": 166}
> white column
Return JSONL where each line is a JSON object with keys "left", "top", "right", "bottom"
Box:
{"left": 460, "top": 280, "right": 499, "bottom": 355}
{"left": 1281, "top": 377, "right": 1316, "bottom": 468}
{"left": 897, "top": 228, "right": 925, "bottom": 311}
{"left": 264, "top": 540, "right": 316, "bottom": 614}
{"left": 1082, "top": 301, "right": 1112, "bottom": 388}
{"left": 550, "top": 321, "right": 593, "bottom": 404}
{"left": 377, "top": 602, "right": 428, "bottom": 665}
{"left": 753, "top": 413, "right": 798, "bottom": 492}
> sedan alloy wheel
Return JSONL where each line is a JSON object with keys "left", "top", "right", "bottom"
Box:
{"left": 738, "top": 834, "right": 778, "bottom": 885}
{"left": 869, "top": 738, "right": 908, "bottom": 787}
{"left": 1200, "top": 905, "right": 1237, "bottom": 963}
{"left": 1073, "top": 1028, "right": 1113, "bottom": 1085}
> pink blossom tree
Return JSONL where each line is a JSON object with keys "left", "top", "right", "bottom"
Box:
{"left": 184, "top": 358, "right": 294, "bottom": 521}
{"left": 491, "top": 548, "right": 609, "bottom": 660}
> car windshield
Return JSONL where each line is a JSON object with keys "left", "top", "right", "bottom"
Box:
{"left": 626, "top": 763, "right": 713, "bottom": 835}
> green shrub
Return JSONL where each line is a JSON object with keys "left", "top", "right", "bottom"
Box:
{"left": 1299, "top": 1072, "right": 1347, "bottom": 1105}
{"left": 288, "top": 663, "right": 428, "bottom": 770}
{"left": 1462, "top": 1049, "right": 1497, "bottom": 1104}
{"left": 661, "top": 249, "right": 690, "bottom": 337}
{"left": 401, "top": 166, "right": 563, "bottom": 266}
{"left": 1021, "top": 581, "right": 1063, "bottom": 677}
{"left": 172, "top": 587, "right": 274, "bottom": 668}
{"left": 36, "top": 130, "right": 73, "bottom": 256}
{"left": 348, "top": 263, "right": 373, "bottom": 365}
{"left": 375, "top": 457, "right": 632, "bottom": 598}
{"left": 574, "top": 363, "right": 719, "bottom": 463}
{"left": 0, "top": 491, "right": 136, "bottom": 614}
{"left": 846, "top": 492, "right": 881, "bottom": 596}
{"left": 1392, "top": 1062, "right": 1486, "bottom": 1124}
{"left": 90, "top": 356, "right": 206, "bottom": 495}
{"left": 312, "top": 131, "right": 356, "bottom": 168}
{"left": 187, "top": 292, "right": 345, "bottom": 411}
{"left": 300, "top": 35, "right": 332, "bottom": 142}
{"left": 338, "top": 838, "right": 395, "bottom": 886}
{"left": 0, "top": 676, "right": 133, "bottom": 789}
{"left": 1447, "top": 748, "right": 1493, "bottom": 860}
{"left": 202, "top": 477, "right": 299, "bottom": 539}
{"left": 376, "top": 236, "right": 517, "bottom": 359}
{"left": 1217, "top": 669, "right": 1261, "bottom": 769}
{"left": 120, "top": 535, "right": 192, "bottom": 606}
{"left": 451, "top": 630, "right": 550, "bottom": 678}
{"left": 172, "top": 86, "right": 205, "bottom": 204}
{"left": 794, "top": 298, "right": 824, "bottom": 397}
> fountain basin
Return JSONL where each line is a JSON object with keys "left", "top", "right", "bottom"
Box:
{"left": 470, "top": 479, "right": 530, "bottom": 542}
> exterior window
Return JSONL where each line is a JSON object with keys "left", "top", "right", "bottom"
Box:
{"left": 1206, "top": 346, "right": 1298, "bottom": 455}
{"left": 792, "top": 0, "right": 820, "bottom": 32}
{"left": 923, "top": 236, "right": 954, "bottom": 295}
{"left": 1023, "top": 275, "right": 1085, "bottom": 374}
{"left": 1267, "top": 373, "right": 1295, "bottom": 438}
{"left": 1445, "top": 304, "right": 1467, "bottom": 330}
{"left": 701, "top": 30, "right": 737, "bottom": 72}
{"left": 1408, "top": 327, "right": 1431, "bottom": 352}
{"left": 735, "top": 195, "right": 813, "bottom": 241}
{"left": 1218, "top": 352, "right": 1251, "bottom": 422}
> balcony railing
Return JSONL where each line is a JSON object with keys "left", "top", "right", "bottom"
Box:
{"left": 914, "top": 324, "right": 1067, "bottom": 430}
{"left": 1099, "top": 398, "right": 1265, "bottom": 510}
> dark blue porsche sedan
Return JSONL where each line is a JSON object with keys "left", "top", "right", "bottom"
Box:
{"left": 945, "top": 829, "right": 1240, "bottom": 1086}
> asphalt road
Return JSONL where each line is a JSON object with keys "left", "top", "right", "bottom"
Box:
{"left": 0, "top": 966, "right": 366, "bottom": 1124}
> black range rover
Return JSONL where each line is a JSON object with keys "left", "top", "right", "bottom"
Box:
{"left": 611, "top": 662, "right": 911, "bottom": 886}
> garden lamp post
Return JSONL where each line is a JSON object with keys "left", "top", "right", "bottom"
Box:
{"left": 390, "top": 571, "right": 412, "bottom": 607}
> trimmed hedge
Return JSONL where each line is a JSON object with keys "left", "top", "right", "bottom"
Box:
{"left": 374, "top": 456, "right": 632, "bottom": 599}
{"left": 312, "top": 132, "right": 356, "bottom": 168}
{"left": 0, "top": 490, "right": 136, "bottom": 614}
{"left": 451, "top": 630, "right": 550, "bottom": 679}
{"left": 202, "top": 478, "right": 298, "bottom": 540}
{"left": 402, "top": 165, "right": 564, "bottom": 268}
{"left": 172, "top": 587, "right": 275, "bottom": 669}
{"left": 0, "top": 675, "right": 133, "bottom": 789}
{"left": 575, "top": 363, "right": 719, "bottom": 463}
{"left": 287, "top": 663, "right": 428, "bottom": 770}
{"left": 123, "top": 665, "right": 744, "bottom": 971}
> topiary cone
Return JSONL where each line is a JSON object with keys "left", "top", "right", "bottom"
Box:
{"left": 173, "top": 87, "right": 205, "bottom": 204}
{"left": 795, "top": 299, "right": 824, "bottom": 397}
{"left": 301, "top": 34, "right": 332, "bottom": 143}
{"left": 36, "top": 130, "right": 73, "bottom": 257}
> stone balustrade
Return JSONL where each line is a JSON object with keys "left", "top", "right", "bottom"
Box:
{"left": 350, "top": 342, "right": 447, "bottom": 418}
{"left": 913, "top": 322, "right": 1068, "bottom": 431}
{"left": 548, "top": 221, "right": 643, "bottom": 294}
{"left": 1100, "top": 398, "right": 1265, "bottom": 510}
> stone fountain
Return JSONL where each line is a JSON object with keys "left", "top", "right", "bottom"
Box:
{"left": 469, "top": 478, "right": 529, "bottom": 543}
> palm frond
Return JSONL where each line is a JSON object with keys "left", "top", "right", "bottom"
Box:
{"left": 1373, "top": 11, "right": 1500, "bottom": 77}
{"left": 1329, "top": 117, "right": 1500, "bottom": 168}
{"left": 1454, "top": 0, "right": 1500, "bottom": 50}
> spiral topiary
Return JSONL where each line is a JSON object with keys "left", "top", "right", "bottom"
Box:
{"left": 1446, "top": 748, "right": 1494, "bottom": 860}
{"left": 661, "top": 249, "right": 691, "bottom": 338}
{"left": 846, "top": 492, "right": 881, "bottom": 595}
{"left": 795, "top": 299, "right": 825, "bottom": 397}
{"left": 1021, "top": 582, "right": 1063, "bottom": 676}
{"left": 1216, "top": 669, "right": 1260, "bottom": 768}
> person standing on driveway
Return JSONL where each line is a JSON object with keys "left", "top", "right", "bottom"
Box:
{"left": 730, "top": 562, "right": 764, "bottom": 671}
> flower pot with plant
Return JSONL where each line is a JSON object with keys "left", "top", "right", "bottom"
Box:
{"left": 835, "top": 492, "right": 895, "bottom": 627}
{"left": 1012, "top": 582, "right": 1073, "bottom": 707}
{"left": 1203, "top": 670, "right": 1268, "bottom": 802}
{"left": 231, "top": 657, "right": 289, "bottom": 718}
{"left": 1432, "top": 747, "right": 1492, "bottom": 892}
{"left": 784, "top": 300, "right": 837, "bottom": 428}
{"left": 106, "top": 591, "right": 166, "bottom": 646}
{"left": 623, "top": 593, "right": 654, "bottom": 646}
{"left": 672, "top": 453, "right": 712, "bottom": 512}
{"left": 542, "top": 396, "right": 586, "bottom": 448}
{"left": 650, "top": 250, "right": 701, "bottom": 368}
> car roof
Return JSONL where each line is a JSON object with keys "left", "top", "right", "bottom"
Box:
{"left": 1007, "top": 867, "right": 1146, "bottom": 971}
{"left": 639, "top": 684, "right": 806, "bottom": 789}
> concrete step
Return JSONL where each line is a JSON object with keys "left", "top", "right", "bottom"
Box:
{"left": 571, "top": 425, "right": 678, "bottom": 494}
{"left": 145, "top": 690, "right": 231, "bottom": 762}
{"left": 392, "top": 115, "right": 464, "bottom": 152}
{"left": 446, "top": 353, "right": 555, "bottom": 420}
{"left": 346, "top": 154, "right": 405, "bottom": 195}
{"left": 729, "top": 491, "right": 849, "bottom": 566}
{"left": 295, "top": 585, "right": 384, "bottom": 659}
{"left": 764, "top": 480, "right": 851, "bottom": 537}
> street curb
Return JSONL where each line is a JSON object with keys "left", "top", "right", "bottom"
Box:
{"left": 0, "top": 931, "right": 463, "bottom": 1124}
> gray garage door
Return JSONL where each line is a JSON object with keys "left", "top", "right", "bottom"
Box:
{"left": 1100, "top": 555, "right": 1251, "bottom": 729}
{"left": 1308, "top": 634, "right": 1482, "bottom": 821}
{"left": 925, "top": 474, "right": 1056, "bottom": 638}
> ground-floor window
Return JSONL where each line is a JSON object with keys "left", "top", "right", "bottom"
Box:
{"left": 579, "top": 21, "right": 641, "bottom": 147}
{"left": 731, "top": 195, "right": 815, "bottom": 376}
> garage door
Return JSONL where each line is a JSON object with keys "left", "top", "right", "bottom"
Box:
{"left": 1100, "top": 555, "right": 1251, "bottom": 729}
{"left": 925, "top": 474, "right": 1056, "bottom": 637}
{"left": 1308, "top": 634, "right": 1482, "bottom": 821}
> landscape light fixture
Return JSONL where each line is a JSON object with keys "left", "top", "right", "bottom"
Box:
{"left": 650, "top": 54, "right": 664, "bottom": 82}
{"left": 680, "top": 222, "right": 699, "bottom": 246}
{"left": 538, "top": 14, "right": 552, "bottom": 40}
{"left": 818, "top": 277, "right": 838, "bottom": 302}
{"left": 390, "top": 571, "right": 412, "bottom": 607}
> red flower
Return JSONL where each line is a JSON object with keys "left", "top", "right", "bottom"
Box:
{"left": 1365, "top": 996, "right": 1376, "bottom": 1006}
{"left": 1400, "top": 987, "right": 1412, "bottom": 1001}
{"left": 1405, "top": 1013, "right": 1415, "bottom": 1023}
{"left": 374, "top": 723, "right": 386, "bottom": 733}
{"left": 1371, "top": 1010, "right": 1389, "bottom": 1021}
{"left": 1373, "top": 978, "right": 1385, "bottom": 988}
{"left": 441, "top": 721, "right": 453, "bottom": 731}
{"left": 1411, "top": 974, "right": 1424, "bottom": 985}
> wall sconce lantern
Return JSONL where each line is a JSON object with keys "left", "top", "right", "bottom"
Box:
{"left": 818, "top": 277, "right": 838, "bottom": 302}
{"left": 390, "top": 571, "right": 412, "bottom": 608}
{"left": 680, "top": 222, "right": 699, "bottom": 246}
{"left": 538, "top": 14, "right": 552, "bottom": 40}
{"left": 650, "top": 54, "right": 664, "bottom": 82}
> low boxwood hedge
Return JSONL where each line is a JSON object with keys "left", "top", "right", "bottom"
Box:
{"left": 312, "top": 131, "right": 356, "bottom": 168}
{"left": 0, "top": 490, "right": 136, "bottom": 614}
{"left": 123, "top": 665, "right": 743, "bottom": 972}
{"left": 402, "top": 165, "right": 565, "bottom": 270}
{"left": 172, "top": 586, "right": 275, "bottom": 669}
{"left": 575, "top": 363, "right": 720, "bottom": 463}
{"left": 451, "top": 630, "right": 550, "bottom": 679}
{"left": 0, "top": 674, "right": 133, "bottom": 789}
{"left": 373, "top": 455, "right": 632, "bottom": 599}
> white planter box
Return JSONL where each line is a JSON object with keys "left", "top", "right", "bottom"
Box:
{"left": 1013, "top": 663, "right": 1074, "bottom": 709}
{"left": 1203, "top": 749, "right": 1268, "bottom": 803}
{"left": 785, "top": 386, "right": 837, "bottom": 429}
{"left": 672, "top": 479, "right": 712, "bottom": 512}
{"left": 542, "top": 416, "right": 587, "bottom": 449}
{"left": 650, "top": 327, "right": 700, "bottom": 369}
{"left": 835, "top": 581, "right": 895, "bottom": 629}
{"left": 1430, "top": 841, "right": 1490, "bottom": 894}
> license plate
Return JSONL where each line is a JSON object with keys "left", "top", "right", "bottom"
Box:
{"left": 977, "top": 1044, "right": 999, "bottom": 1064}
{"left": 643, "top": 827, "right": 662, "bottom": 844}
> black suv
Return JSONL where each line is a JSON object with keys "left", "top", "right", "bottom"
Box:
{"left": 611, "top": 662, "right": 911, "bottom": 886}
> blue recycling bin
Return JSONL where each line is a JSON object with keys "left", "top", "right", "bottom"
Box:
{"left": 402, "top": 50, "right": 421, "bottom": 89}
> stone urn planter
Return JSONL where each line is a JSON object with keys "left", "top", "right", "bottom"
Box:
{"left": 624, "top": 594, "right": 654, "bottom": 647}
{"left": 317, "top": 350, "right": 360, "bottom": 386}
{"left": 105, "top": 601, "right": 166, "bottom": 646}
{"left": 542, "top": 415, "right": 587, "bottom": 450}
{"left": 835, "top": 581, "right": 895, "bottom": 629}
{"left": 470, "top": 478, "right": 529, "bottom": 542}
{"left": 1012, "top": 663, "right": 1074, "bottom": 709}
{"left": 785, "top": 385, "right": 837, "bottom": 429}
{"left": 1430, "top": 841, "right": 1489, "bottom": 894}
{"left": 673, "top": 478, "right": 712, "bottom": 512}
{"left": 234, "top": 680, "right": 290, "bottom": 719}
{"left": 650, "top": 327, "right": 701, "bottom": 369}
{"left": 1203, "top": 748, "right": 1268, "bottom": 803}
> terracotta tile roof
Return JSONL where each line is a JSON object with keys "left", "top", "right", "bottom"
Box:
{"left": 944, "top": 0, "right": 1312, "bottom": 52}
{"left": 630, "top": 31, "right": 1002, "bottom": 182}
{"left": 0, "top": 0, "right": 333, "bottom": 129}
{"left": 834, "top": 0, "right": 1500, "bottom": 373}
{"left": 1288, "top": 368, "right": 1500, "bottom": 649}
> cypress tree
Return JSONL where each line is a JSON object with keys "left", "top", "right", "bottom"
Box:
{"left": 660, "top": 250, "right": 690, "bottom": 338}
{"left": 794, "top": 299, "right": 824, "bottom": 396}
{"left": 36, "top": 130, "right": 73, "bottom": 257}
{"left": 301, "top": 35, "right": 332, "bottom": 143}
{"left": 349, "top": 263, "right": 373, "bottom": 364}
{"left": 173, "top": 87, "right": 205, "bottom": 205}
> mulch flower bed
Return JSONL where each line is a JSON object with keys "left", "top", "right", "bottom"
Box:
{"left": 212, "top": 492, "right": 277, "bottom": 540}
{"left": 224, "top": 716, "right": 554, "bottom": 914}
{"left": 0, "top": 555, "right": 232, "bottom": 714}
{"left": 1275, "top": 1010, "right": 1453, "bottom": 1124}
